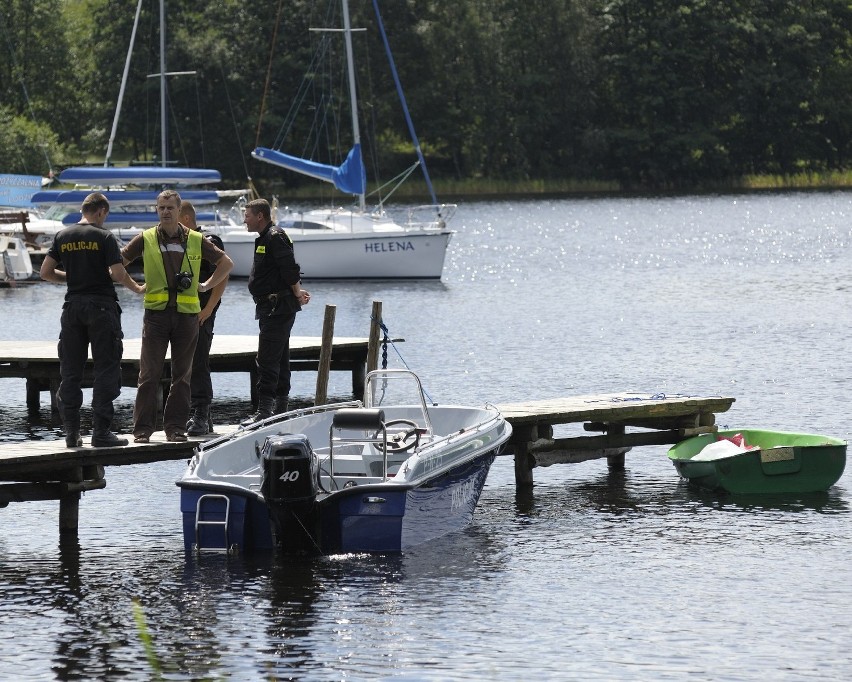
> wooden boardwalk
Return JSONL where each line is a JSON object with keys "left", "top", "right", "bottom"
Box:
{"left": 0, "top": 392, "right": 735, "bottom": 538}
{"left": 498, "top": 392, "right": 736, "bottom": 484}
{"left": 0, "top": 334, "right": 374, "bottom": 410}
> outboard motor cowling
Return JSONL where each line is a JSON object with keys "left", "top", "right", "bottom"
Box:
{"left": 260, "top": 434, "right": 320, "bottom": 552}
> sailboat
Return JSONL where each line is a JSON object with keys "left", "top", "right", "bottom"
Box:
{"left": 30, "top": 0, "right": 243, "bottom": 237}
{"left": 213, "top": 0, "right": 455, "bottom": 279}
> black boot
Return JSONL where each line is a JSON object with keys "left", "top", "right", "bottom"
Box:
{"left": 274, "top": 397, "right": 289, "bottom": 415}
{"left": 187, "top": 407, "right": 211, "bottom": 436}
{"left": 240, "top": 397, "right": 275, "bottom": 427}
{"left": 92, "top": 430, "right": 129, "bottom": 447}
{"left": 64, "top": 409, "right": 82, "bottom": 449}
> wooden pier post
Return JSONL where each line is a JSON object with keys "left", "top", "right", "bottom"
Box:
{"left": 366, "top": 300, "right": 382, "bottom": 374}
{"left": 314, "top": 305, "right": 336, "bottom": 406}
{"left": 58, "top": 492, "right": 81, "bottom": 535}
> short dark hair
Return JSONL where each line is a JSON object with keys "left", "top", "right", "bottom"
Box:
{"left": 158, "top": 189, "right": 182, "bottom": 205}
{"left": 246, "top": 198, "right": 271, "bottom": 221}
{"left": 81, "top": 192, "right": 109, "bottom": 215}
{"left": 179, "top": 200, "right": 196, "bottom": 220}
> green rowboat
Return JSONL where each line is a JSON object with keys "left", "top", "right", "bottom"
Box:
{"left": 667, "top": 429, "right": 846, "bottom": 494}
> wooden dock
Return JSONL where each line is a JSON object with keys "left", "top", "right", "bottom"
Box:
{"left": 0, "top": 392, "right": 735, "bottom": 538}
{"left": 0, "top": 334, "right": 374, "bottom": 411}
{"left": 498, "top": 392, "right": 736, "bottom": 485}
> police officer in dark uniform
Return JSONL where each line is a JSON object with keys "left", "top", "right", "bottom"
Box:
{"left": 181, "top": 200, "right": 228, "bottom": 435}
{"left": 40, "top": 192, "right": 145, "bottom": 448}
{"left": 241, "top": 198, "right": 310, "bottom": 425}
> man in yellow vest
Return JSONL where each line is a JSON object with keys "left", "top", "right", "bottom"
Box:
{"left": 121, "top": 190, "right": 233, "bottom": 442}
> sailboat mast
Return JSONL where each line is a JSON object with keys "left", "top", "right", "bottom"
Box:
{"left": 105, "top": 0, "right": 144, "bottom": 167}
{"left": 160, "top": 0, "right": 168, "bottom": 167}
{"left": 341, "top": 0, "right": 365, "bottom": 211}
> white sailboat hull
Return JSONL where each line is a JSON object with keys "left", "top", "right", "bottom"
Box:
{"left": 218, "top": 224, "right": 452, "bottom": 279}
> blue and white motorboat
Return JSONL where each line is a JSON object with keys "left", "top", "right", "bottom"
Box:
{"left": 177, "top": 369, "right": 512, "bottom": 554}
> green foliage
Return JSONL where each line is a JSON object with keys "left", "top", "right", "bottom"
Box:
{"left": 0, "top": 106, "right": 69, "bottom": 175}
{"left": 1, "top": 0, "right": 851, "bottom": 191}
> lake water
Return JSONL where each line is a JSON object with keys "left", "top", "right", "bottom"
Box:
{"left": 1, "top": 191, "right": 851, "bottom": 680}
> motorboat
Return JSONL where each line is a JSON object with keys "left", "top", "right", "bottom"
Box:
{"left": 177, "top": 369, "right": 512, "bottom": 554}
{"left": 0, "top": 234, "right": 34, "bottom": 283}
{"left": 668, "top": 428, "right": 846, "bottom": 494}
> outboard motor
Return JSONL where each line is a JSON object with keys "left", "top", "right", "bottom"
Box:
{"left": 260, "top": 434, "right": 320, "bottom": 553}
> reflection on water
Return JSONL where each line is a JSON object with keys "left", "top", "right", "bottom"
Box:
{"left": 2, "top": 192, "right": 852, "bottom": 679}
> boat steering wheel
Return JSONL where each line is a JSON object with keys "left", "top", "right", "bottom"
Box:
{"left": 376, "top": 419, "right": 421, "bottom": 454}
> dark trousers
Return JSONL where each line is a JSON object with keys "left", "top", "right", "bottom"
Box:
{"left": 134, "top": 308, "right": 199, "bottom": 437}
{"left": 190, "top": 312, "right": 217, "bottom": 410}
{"left": 57, "top": 298, "right": 123, "bottom": 430}
{"left": 256, "top": 312, "right": 296, "bottom": 402}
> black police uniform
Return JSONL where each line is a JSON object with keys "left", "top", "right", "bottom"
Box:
{"left": 47, "top": 222, "right": 124, "bottom": 433}
{"left": 189, "top": 232, "right": 225, "bottom": 414}
{"left": 247, "top": 223, "right": 302, "bottom": 410}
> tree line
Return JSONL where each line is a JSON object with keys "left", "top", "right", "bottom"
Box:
{"left": 2, "top": 0, "right": 851, "bottom": 193}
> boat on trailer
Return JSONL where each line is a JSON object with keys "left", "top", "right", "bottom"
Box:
{"left": 668, "top": 428, "right": 846, "bottom": 494}
{"left": 177, "top": 370, "right": 513, "bottom": 554}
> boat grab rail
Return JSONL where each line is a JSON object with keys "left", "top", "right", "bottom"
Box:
{"left": 395, "top": 411, "right": 509, "bottom": 482}
{"left": 363, "top": 369, "right": 433, "bottom": 436}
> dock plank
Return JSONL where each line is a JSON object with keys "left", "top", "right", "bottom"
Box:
{"left": 497, "top": 393, "right": 734, "bottom": 424}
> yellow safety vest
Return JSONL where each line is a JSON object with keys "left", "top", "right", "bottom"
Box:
{"left": 142, "top": 227, "right": 202, "bottom": 313}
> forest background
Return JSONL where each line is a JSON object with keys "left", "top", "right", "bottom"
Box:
{"left": 2, "top": 0, "right": 852, "bottom": 197}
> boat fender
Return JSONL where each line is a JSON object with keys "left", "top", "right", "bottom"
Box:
{"left": 333, "top": 408, "right": 385, "bottom": 431}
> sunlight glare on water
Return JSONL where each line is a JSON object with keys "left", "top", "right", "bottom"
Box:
{"left": 1, "top": 190, "right": 852, "bottom": 679}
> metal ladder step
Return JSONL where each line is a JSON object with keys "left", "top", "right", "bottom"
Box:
{"left": 194, "top": 493, "right": 232, "bottom": 553}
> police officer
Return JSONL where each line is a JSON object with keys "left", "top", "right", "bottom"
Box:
{"left": 40, "top": 192, "right": 144, "bottom": 448}
{"left": 241, "top": 198, "right": 310, "bottom": 425}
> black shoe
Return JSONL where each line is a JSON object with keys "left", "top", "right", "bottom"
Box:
{"left": 65, "top": 432, "right": 82, "bottom": 448}
{"left": 240, "top": 410, "right": 272, "bottom": 427}
{"left": 91, "top": 430, "right": 129, "bottom": 447}
{"left": 240, "top": 397, "right": 275, "bottom": 427}
{"left": 187, "top": 409, "right": 211, "bottom": 436}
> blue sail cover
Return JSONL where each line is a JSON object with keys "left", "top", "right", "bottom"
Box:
{"left": 252, "top": 144, "right": 366, "bottom": 196}
{"left": 32, "top": 189, "right": 222, "bottom": 206}
{"left": 58, "top": 166, "right": 221, "bottom": 186}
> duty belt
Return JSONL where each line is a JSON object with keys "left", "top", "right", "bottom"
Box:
{"left": 253, "top": 292, "right": 287, "bottom": 305}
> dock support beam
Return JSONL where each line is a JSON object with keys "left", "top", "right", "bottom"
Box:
{"left": 59, "top": 493, "right": 81, "bottom": 535}
{"left": 512, "top": 424, "right": 550, "bottom": 488}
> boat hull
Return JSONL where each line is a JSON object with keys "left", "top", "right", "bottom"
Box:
{"left": 668, "top": 429, "right": 847, "bottom": 494}
{"left": 0, "top": 235, "right": 33, "bottom": 281}
{"left": 219, "top": 228, "right": 452, "bottom": 279}
{"left": 320, "top": 449, "right": 496, "bottom": 553}
{"left": 178, "top": 448, "right": 497, "bottom": 554}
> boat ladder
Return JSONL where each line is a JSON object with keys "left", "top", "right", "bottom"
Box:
{"left": 194, "top": 493, "right": 235, "bottom": 554}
